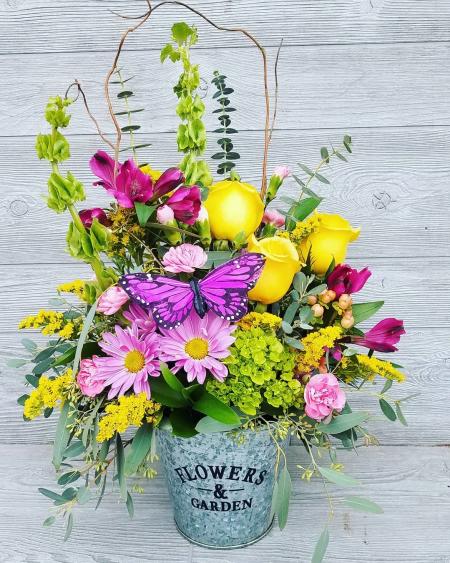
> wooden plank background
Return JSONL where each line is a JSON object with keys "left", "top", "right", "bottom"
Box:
{"left": 1, "top": 1, "right": 449, "bottom": 561}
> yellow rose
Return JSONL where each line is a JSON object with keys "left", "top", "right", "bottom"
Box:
{"left": 299, "top": 213, "right": 360, "bottom": 275}
{"left": 140, "top": 164, "right": 162, "bottom": 181}
{"left": 204, "top": 180, "right": 264, "bottom": 241}
{"left": 247, "top": 235, "right": 301, "bottom": 304}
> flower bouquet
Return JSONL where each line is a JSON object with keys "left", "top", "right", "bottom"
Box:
{"left": 13, "top": 5, "right": 409, "bottom": 560}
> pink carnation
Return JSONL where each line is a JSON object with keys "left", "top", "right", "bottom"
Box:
{"left": 273, "top": 165, "right": 291, "bottom": 180}
{"left": 156, "top": 204, "right": 175, "bottom": 224}
{"left": 77, "top": 358, "right": 104, "bottom": 397}
{"left": 262, "top": 209, "right": 285, "bottom": 227}
{"left": 97, "top": 285, "right": 129, "bottom": 315}
{"left": 162, "top": 244, "right": 207, "bottom": 273}
{"left": 304, "top": 373, "right": 346, "bottom": 422}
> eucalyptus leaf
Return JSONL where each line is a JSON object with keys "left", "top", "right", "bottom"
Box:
{"left": 53, "top": 402, "right": 75, "bottom": 470}
{"left": 379, "top": 398, "right": 397, "bottom": 421}
{"left": 276, "top": 465, "right": 292, "bottom": 530}
{"left": 43, "top": 516, "right": 56, "bottom": 527}
{"left": 7, "top": 358, "right": 28, "bottom": 368}
{"left": 21, "top": 338, "right": 37, "bottom": 352}
{"left": 343, "top": 496, "right": 383, "bottom": 514}
{"left": 395, "top": 403, "right": 408, "bottom": 426}
{"left": 311, "top": 528, "right": 329, "bottom": 563}
{"left": 195, "top": 416, "right": 241, "bottom": 434}
{"left": 317, "top": 411, "right": 370, "bottom": 434}
{"left": 116, "top": 433, "right": 127, "bottom": 501}
{"left": 284, "top": 336, "right": 304, "bottom": 350}
{"left": 125, "top": 423, "right": 153, "bottom": 476}
{"left": 318, "top": 466, "right": 360, "bottom": 487}
{"left": 72, "top": 301, "right": 98, "bottom": 375}
{"left": 126, "top": 492, "right": 134, "bottom": 518}
{"left": 63, "top": 513, "right": 74, "bottom": 542}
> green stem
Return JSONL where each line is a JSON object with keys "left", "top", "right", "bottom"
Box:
{"left": 117, "top": 69, "right": 138, "bottom": 163}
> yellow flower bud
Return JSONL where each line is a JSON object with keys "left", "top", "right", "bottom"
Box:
{"left": 204, "top": 180, "right": 264, "bottom": 241}
{"left": 299, "top": 213, "right": 360, "bottom": 275}
{"left": 247, "top": 234, "right": 301, "bottom": 304}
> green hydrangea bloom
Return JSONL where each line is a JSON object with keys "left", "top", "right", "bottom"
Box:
{"left": 207, "top": 327, "right": 303, "bottom": 415}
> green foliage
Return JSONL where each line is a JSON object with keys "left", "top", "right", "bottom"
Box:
{"left": 351, "top": 301, "right": 384, "bottom": 324}
{"left": 67, "top": 219, "right": 110, "bottom": 261}
{"left": 47, "top": 171, "right": 85, "bottom": 213}
{"left": 112, "top": 69, "right": 150, "bottom": 160}
{"left": 211, "top": 71, "right": 240, "bottom": 176}
{"left": 207, "top": 326, "right": 302, "bottom": 415}
{"left": 36, "top": 131, "right": 70, "bottom": 163}
{"left": 161, "top": 22, "right": 211, "bottom": 186}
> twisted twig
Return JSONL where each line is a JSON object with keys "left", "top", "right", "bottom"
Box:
{"left": 65, "top": 80, "right": 115, "bottom": 151}
{"left": 105, "top": 0, "right": 271, "bottom": 194}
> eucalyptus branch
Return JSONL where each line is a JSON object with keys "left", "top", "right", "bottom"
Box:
{"left": 105, "top": 0, "right": 271, "bottom": 192}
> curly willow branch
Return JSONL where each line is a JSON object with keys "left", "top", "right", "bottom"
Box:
{"left": 105, "top": 0, "right": 271, "bottom": 195}
{"left": 65, "top": 80, "right": 115, "bottom": 152}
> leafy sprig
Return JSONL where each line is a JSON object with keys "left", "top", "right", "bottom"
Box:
{"left": 211, "top": 71, "right": 240, "bottom": 176}
{"left": 111, "top": 69, "right": 151, "bottom": 162}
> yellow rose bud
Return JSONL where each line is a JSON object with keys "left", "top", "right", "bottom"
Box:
{"left": 140, "top": 164, "right": 162, "bottom": 181}
{"left": 299, "top": 213, "right": 360, "bottom": 275}
{"left": 204, "top": 180, "right": 264, "bottom": 241}
{"left": 247, "top": 234, "right": 301, "bottom": 304}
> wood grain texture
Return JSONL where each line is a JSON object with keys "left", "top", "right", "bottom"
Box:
{"left": 1, "top": 126, "right": 448, "bottom": 264}
{"left": 2, "top": 0, "right": 450, "bottom": 559}
{"left": 0, "top": 444, "right": 448, "bottom": 562}
{"left": 2, "top": 0, "right": 450, "bottom": 55}
{"left": 2, "top": 42, "right": 450, "bottom": 138}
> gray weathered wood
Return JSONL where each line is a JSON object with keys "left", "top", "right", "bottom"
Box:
{"left": 1, "top": 0, "right": 449, "bottom": 560}
{"left": 2, "top": 0, "right": 450, "bottom": 54}
{"left": 2, "top": 43, "right": 450, "bottom": 138}
{"left": 0, "top": 444, "right": 448, "bottom": 562}
{"left": 1, "top": 126, "right": 449, "bottom": 264}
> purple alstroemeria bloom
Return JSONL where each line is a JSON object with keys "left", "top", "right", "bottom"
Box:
{"left": 79, "top": 208, "right": 110, "bottom": 229}
{"left": 89, "top": 151, "right": 154, "bottom": 208}
{"left": 352, "top": 318, "right": 405, "bottom": 352}
{"left": 327, "top": 263, "right": 371, "bottom": 298}
{"left": 165, "top": 186, "right": 202, "bottom": 225}
{"left": 89, "top": 150, "right": 119, "bottom": 192}
{"left": 113, "top": 160, "right": 154, "bottom": 208}
{"left": 152, "top": 167, "right": 185, "bottom": 199}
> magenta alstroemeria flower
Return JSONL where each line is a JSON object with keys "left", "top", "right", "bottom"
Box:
{"left": 89, "top": 150, "right": 119, "bottom": 192}
{"left": 153, "top": 167, "right": 185, "bottom": 199}
{"left": 165, "top": 186, "right": 201, "bottom": 225}
{"left": 327, "top": 264, "right": 371, "bottom": 298}
{"left": 79, "top": 208, "right": 110, "bottom": 229}
{"left": 89, "top": 151, "right": 154, "bottom": 208}
{"left": 352, "top": 318, "right": 405, "bottom": 352}
{"left": 112, "top": 160, "right": 154, "bottom": 208}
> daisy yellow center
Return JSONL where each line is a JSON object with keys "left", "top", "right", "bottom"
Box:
{"left": 124, "top": 350, "right": 145, "bottom": 373}
{"left": 185, "top": 338, "right": 209, "bottom": 360}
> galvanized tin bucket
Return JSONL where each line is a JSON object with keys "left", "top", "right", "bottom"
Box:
{"left": 157, "top": 427, "right": 283, "bottom": 549}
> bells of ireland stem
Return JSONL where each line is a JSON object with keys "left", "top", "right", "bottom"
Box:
{"left": 247, "top": 234, "right": 301, "bottom": 305}
{"left": 204, "top": 180, "right": 264, "bottom": 241}
{"left": 299, "top": 213, "right": 360, "bottom": 275}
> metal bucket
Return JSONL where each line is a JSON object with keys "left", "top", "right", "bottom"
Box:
{"left": 157, "top": 427, "right": 282, "bottom": 549}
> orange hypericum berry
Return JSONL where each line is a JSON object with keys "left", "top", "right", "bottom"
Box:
{"left": 307, "top": 295, "right": 318, "bottom": 305}
{"left": 311, "top": 304, "right": 324, "bottom": 317}
{"left": 341, "top": 316, "right": 355, "bottom": 329}
{"left": 338, "top": 293, "right": 352, "bottom": 310}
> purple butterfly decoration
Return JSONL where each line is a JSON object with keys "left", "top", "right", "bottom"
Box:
{"left": 119, "top": 253, "right": 265, "bottom": 329}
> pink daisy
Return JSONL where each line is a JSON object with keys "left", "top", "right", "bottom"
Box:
{"left": 123, "top": 302, "right": 157, "bottom": 337}
{"left": 159, "top": 310, "right": 236, "bottom": 384}
{"left": 94, "top": 324, "right": 160, "bottom": 399}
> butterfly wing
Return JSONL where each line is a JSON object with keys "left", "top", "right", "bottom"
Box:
{"left": 199, "top": 253, "right": 265, "bottom": 321}
{"left": 119, "top": 273, "right": 194, "bottom": 329}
